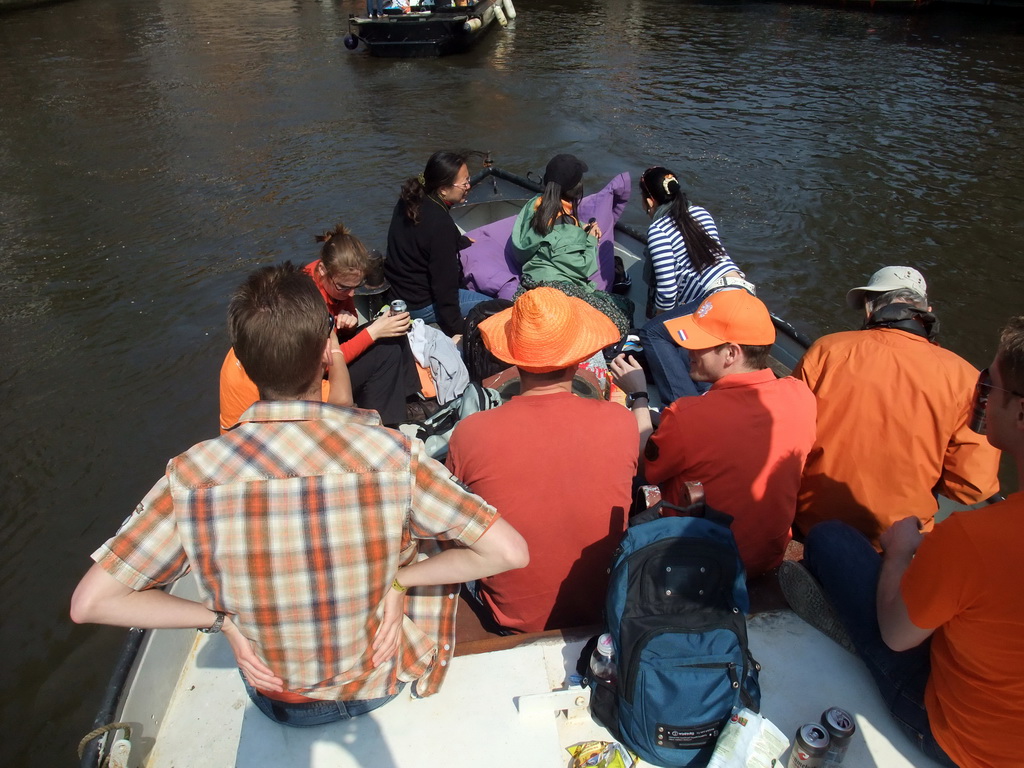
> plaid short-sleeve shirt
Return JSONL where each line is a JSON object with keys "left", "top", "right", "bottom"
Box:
{"left": 93, "top": 400, "right": 498, "bottom": 700}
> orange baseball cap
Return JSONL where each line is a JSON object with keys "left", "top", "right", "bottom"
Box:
{"left": 479, "top": 287, "right": 620, "bottom": 373}
{"left": 663, "top": 290, "right": 776, "bottom": 349}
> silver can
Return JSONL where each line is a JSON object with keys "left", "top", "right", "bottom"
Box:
{"left": 821, "top": 708, "right": 856, "bottom": 766}
{"left": 389, "top": 299, "right": 408, "bottom": 314}
{"left": 787, "top": 723, "right": 830, "bottom": 768}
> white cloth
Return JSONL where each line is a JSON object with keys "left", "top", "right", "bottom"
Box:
{"left": 408, "top": 319, "right": 469, "bottom": 405}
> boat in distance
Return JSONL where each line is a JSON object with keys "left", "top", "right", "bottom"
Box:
{"left": 344, "top": 0, "right": 515, "bottom": 58}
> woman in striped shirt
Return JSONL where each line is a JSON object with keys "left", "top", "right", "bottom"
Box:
{"left": 637, "top": 167, "right": 755, "bottom": 403}
{"left": 641, "top": 166, "right": 745, "bottom": 312}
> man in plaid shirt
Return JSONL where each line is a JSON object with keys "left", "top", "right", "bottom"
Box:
{"left": 71, "top": 262, "right": 528, "bottom": 726}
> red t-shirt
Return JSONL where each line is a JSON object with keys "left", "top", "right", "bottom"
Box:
{"left": 447, "top": 391, "right": 638, "bottom": 632}
{"left": 902, "top": 494, "right": 1024, "bottom": 768}
{"left": 645, "top": 369, "right": 817, "bottom": 578}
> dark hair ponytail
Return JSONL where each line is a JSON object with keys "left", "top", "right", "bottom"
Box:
{"left": 400, "top": 150, "right": 468, "bottom": 225}
{"left": 314, "top": 222, "right": 371, "bottom": 278}
{"left": 641, "top": 166, "right": 725, "bottom": 273}
{"left": 530, "top": 179, "right": 584, "bottom": 236}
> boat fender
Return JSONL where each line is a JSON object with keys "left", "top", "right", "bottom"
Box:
{"left": 343, "top": 34, "right": 359, "bottom": 50}
{"left": 493, "top": 2, "right": 508, "bottom": 26}
{"left": 502, "top": 0, "right": 516, "bottom": 20}
{"left": 463, "top": 16, "right": 482, "bottom": 31}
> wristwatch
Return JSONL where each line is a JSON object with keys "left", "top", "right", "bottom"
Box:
{"left": 199, "top": 611, "right": 226, "bottom": 634}
{"left": 626, "top": 391, "right": 650, "bottom": 408}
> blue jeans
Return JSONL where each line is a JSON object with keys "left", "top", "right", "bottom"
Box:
{"left": 241, "top": 671, "right": 401, "bottom": 727}
{"left": 638, "top": 298, "right": 710, "bottom": 404}
{"left": 408, "top": 289, "right": 491, "bottom": 327}
{"left": 803, "top": 521, "right": 956, "bottom": 767}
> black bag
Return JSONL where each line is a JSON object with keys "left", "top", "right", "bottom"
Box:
{"left": 584, "top": 500, "right": 761, "bottom": 767}
{"left": 462, "top": 298, "right": 513, "bottom": 383}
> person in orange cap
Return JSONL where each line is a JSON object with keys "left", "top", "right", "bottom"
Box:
{"left": 446, "top": 287, "right": 639, "bottom": 633}
{"left": 610, "top": 289, "right": 817, "bottom": 579}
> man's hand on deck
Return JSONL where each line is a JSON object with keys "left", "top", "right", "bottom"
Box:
{"left": 223, "top": 616, "right": 284, "bottom": 693}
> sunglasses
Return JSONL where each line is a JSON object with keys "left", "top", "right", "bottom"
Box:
{"left": 326, "top": 313, "right": 336, "bottom": 335}
{"left": 969, "top": 367, "right": 1024, "bottom": 434}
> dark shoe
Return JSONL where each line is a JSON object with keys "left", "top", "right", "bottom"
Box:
{"left": 612, "top": 256, "right": 632, "bottom": 295}
{"left": 405, "top": 397, "right": 440, "bottom": 423}
{"left": 778, "top": 561, "right": 856, "bottom": 654}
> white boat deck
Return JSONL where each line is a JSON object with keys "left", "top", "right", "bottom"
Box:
{"left": 134, "top": 610, "right": 941, "bottom": 768}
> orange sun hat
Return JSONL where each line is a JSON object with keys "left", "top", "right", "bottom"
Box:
{"left": 478, "top": 287, "right": 621, "bottom": 373}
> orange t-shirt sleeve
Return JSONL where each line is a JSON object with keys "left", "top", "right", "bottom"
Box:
{"left": 340, "top": 328, "right": 374, "bottom": 363}
{"left": 901, "top": 516, "right": 979, "bottom": 630}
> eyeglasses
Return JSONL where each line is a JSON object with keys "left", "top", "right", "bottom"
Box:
{"left": 453, "top": 179, "right": 471, "bottom": 190}
{"left": 331, "top": 278, "right": 365, "bottom": 293}
{"left": 978, "top": 367, "right": 1024, "bottom": 399}
{"left": 969, "top": 367, "right": 1024, "bottom": 434}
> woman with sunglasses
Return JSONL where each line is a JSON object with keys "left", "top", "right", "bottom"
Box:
{"left": 637, "top": 166, "right": 753, "bottom": 403}
{"left": 385, "top": 151, "right": 489, "bottom": 338}
{"left": 220, "top": 224, "right": 419, "bottom": 431}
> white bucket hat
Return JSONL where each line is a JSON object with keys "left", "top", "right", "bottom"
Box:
{"left": 846, "top": 266, "right": 927, "bottom": 309}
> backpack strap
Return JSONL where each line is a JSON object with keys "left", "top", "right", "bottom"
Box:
{"left": 630, "top": 499, "right": 735, "bottom": 531}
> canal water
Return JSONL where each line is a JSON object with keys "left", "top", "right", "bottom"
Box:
{"left": 1, "top": 0, "right": 1021, "bottom": 764}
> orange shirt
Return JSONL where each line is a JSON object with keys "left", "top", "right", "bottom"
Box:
{"left": 218, "top": 348, "right": 331, "bottom": 432}
{"left": 902, "top": 494, "right": 1024, "bottom": 768}
{"left": 447, "top": 392, "right": 638, "bottom": 632}
{"left": 645, "top": 369, "right": 817, "bottom": 579}
{"left": 794, "top": 328, "right": 1000, "bottom": 545}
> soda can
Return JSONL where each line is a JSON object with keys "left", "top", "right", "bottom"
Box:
{"left": 389, "top": 299, "right": 408, "bottom": 314}
{"left": 786, "top": 723, "right": 830, "bottom": 768}
{"left": 820, "top": 707, "right": 856, "bottom": 766}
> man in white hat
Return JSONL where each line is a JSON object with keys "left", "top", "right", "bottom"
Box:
{"left": 446, "top": 287, "right": 638, "bottom": 633}
{"left": 791, "top": 266, "right": 1000, "bottom": 546}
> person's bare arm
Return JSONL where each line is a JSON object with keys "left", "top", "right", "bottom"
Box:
{"left": 609, "top": 354, "right": 654, "bottom": 457}
{"left": 396, "top": 517, "right": 528, "bottom": 588}
{"left": 370, "top": 518, "right": 528, "bottom": 666}
{"left": 877, "top": 517, "right": 935, "bottom": 652}
{"left": 71, "top": 565, "right": 284, "bottom": 691}
{"left": 325, "top": 335, "right": 354, "bottom": 407}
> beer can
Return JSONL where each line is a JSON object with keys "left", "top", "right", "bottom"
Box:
{"left": 389, "top": 299, "right": 408, "bottom": 314}
{"left": 820, "top": 707, "right": 856, "bottom": 766}
{"left": 786, "top": 723, "right": 830, "bottom": 768}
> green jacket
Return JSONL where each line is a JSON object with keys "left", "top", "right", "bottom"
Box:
{"left": 511, "top": 196, "right": 598, "bottom": 290}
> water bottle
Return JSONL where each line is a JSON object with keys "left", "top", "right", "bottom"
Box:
{"left": 590, "top": 633, "right": 617, "bottom": 685}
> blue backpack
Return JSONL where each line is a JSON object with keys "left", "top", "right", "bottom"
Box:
{"left": 586, "top": 502, "right": 761, "bottom": 767}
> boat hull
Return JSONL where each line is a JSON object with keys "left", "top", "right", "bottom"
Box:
{"left": 346, "top": 0, "right": 500, "bottom": 58}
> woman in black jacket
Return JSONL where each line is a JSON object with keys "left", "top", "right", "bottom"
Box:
{"left": 385, "top": 151, "right": 489, "bottom": 338}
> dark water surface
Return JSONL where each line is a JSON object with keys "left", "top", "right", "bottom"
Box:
{"left": 1, "top": 0, "right": 1021, "bottom": 764}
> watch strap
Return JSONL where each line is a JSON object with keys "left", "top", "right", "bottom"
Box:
{"left": 627, "top": 391, "right": 650, "bottom": 407}
{"left": 199, "top": 611, "right": 226, "bottom": 634}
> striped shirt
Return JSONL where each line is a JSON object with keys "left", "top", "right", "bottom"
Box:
{"left": 93, "top": 400, "right": 498, "bottom": 701}
{"left": 646, "top": 205, "right": 742, "bottom": 311}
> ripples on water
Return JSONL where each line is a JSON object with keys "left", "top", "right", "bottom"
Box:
{"left": 0, "top": 0, "right": 1021, "bottom": 764}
